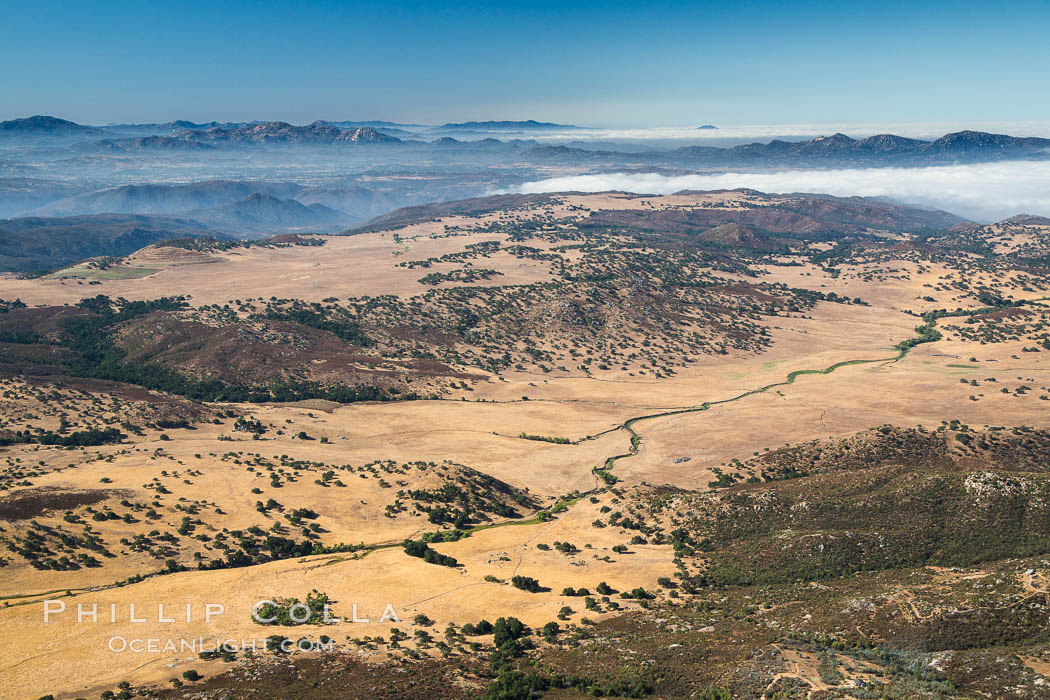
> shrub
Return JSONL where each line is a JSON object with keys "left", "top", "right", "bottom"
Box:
{"left": 492, "top": 616, "right": 526, "bottom": 646}
{"left": 482, "top": 670, "right": 549, "bottom": 700}
{"left": 253, "top": 590, "right": 332, "bottom": 626}
{"left": 511, "top": 575, "right": 542, "bottom": 592}
{"left": 403, "top": 539, "right": 459, "bottom": 567}
{"left": 462, "top": 619, "right": 494, "bottom": 636}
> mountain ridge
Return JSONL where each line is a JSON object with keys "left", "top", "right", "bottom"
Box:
{"left": 97, "top": 121, "right": 402, "bottom": 149}
{"left": 435, "top": 119, "right": 581, "bottom": 130}
{"left": 525, "top": 130, "right": 1050, "bottom": 166}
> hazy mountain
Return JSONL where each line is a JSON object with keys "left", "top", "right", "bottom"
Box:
{"left": 922, "top": 130, "right": 1050, "bottom": 156}
{"left": 711, "top": 130, "right": 1050, "bottom": 164}
{"left": 0, "top": 178, "right": 93, "bottom": 218}
{"left": 100, "top": 120, "right": 254, "bottom": 136}
{"left": 25, "top": 180, "right": 403, "bottom": 227}
{"left": 172, "top": 122, "right": 399, "bottom": 146}
{"left": 526, "top": 130, "right": 1050, "bottom": 167}
{"left": 522, "top": 144, "right": 626, "bottom": 162}
{"left": 31, "top": 181, "right": 304, "bottom": 217}
{"left": 190, "top": 193, "right": 348, "bottom": 233}
{"left": 6, "top": 116, "right": 1047, "bottom": 171}
{"left": 92, "top": 135, "right": 218, "bottom": 152}
{"left": 0, "top": 214, "right": 215, "bottom": 271}
{"left": 368, "top": 127, "right": 420, "bottom": 138}
{"left": 291, "top": 185, "right": 403, "bottom": 222}
{"left": 167, "top": 120, "right": 240, "bottom": 131}
{"left": 427, "top": 136, "right": 534, "bottom": 151}
{"left": 86, "top": 121, "right": 402, "bottom": 150}
{"left": 0, "top": 116, "right": 104, "bottom": 138}
{"left": 327, "top": 120, "right": 428, "bottom": 128}
{"left": 435, "top": 120, "right": 582, "bottom": 130}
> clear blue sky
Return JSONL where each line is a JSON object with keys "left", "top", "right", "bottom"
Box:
{"left": 1, "top": 0, "right": 1048, "bottom": 126}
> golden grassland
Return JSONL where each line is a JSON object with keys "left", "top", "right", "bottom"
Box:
{"left": 0, "top": 193, "right": 1049, "bottom": 698}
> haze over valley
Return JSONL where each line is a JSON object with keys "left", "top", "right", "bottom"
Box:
{"left": 3, "top": 115, "right": 1050, "bottom": 275}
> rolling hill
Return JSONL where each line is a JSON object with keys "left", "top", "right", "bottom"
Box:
{"left": 0, "top": 214, "right": 215, "bottom": 272}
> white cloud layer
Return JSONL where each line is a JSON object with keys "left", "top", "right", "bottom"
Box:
{"left": 525, "top": 121, "right": 1050, "bottom": 144}
{"left": 512, "top": 161, "right": 1050, "bottom": 222}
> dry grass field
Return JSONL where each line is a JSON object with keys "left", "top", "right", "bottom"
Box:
{"left": 2, "top": 192, "right": 1050, "bottom": 698}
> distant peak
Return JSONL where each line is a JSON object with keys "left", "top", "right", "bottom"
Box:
{"left": 0, "top": 115, "right": 100, "bottom": 133}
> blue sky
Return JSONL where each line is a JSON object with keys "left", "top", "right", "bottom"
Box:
{"left": 1, "top": 0, "right": 1048, "bottom": 126}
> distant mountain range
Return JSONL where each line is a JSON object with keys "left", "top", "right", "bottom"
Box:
{"left": 24, "top": 178, "right": 403, "bottom": 221}
{"left": 326, "top": 120, "right": 428, "bottom": 129}
{"left": 3, "top": 116, "right": 1048, "bottom": 166}
{"left": 28, "top": 180, "right": 303, "bottom": 216}
{"left": 0, "top": 116, "right": 405, "bottom": 149}
{"left": 92, "top": 126, "right": 1050, "bottom": 164}
{"left": 0, "top": 116, "right": 580, "bottom": 142}
{"left": 102, "top": 121, "right": 399, "bottom": 149}
{"left": 101, "top": 120, "right": 259, "bottom": 135}
{"left": 16, "top": 179, "right": 406, "bottom": 232}
{"left": 527, "top": 130, "right": 1050, "bottom": 167}
{"left": 182, "top": 121, "right": 397, "bottom": 144}
{"left": 2, "top": 115, "right": 1050, "bottom": 174}
{"left": 434, "top": 120, "right": 582, "bottom": 131}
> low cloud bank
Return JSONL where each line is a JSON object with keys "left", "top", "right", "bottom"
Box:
{"left": 512, "top": 161, "right": 1050, "bottom": 222}
{"left": 532, "top": 121, "right": 1050, "bottom": 144}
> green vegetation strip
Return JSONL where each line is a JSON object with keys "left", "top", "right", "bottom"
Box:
{"left": 45, "top": 266, "right": 159, "bottom": 280}
{"left": 596, "top": 304, "right": 1019, "bottom": 477}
